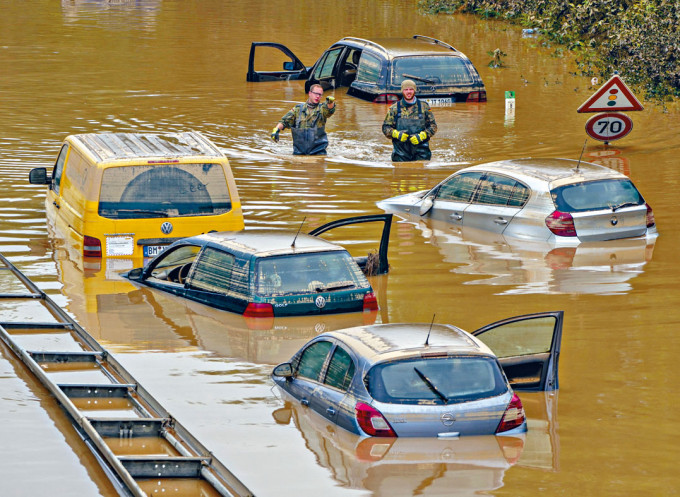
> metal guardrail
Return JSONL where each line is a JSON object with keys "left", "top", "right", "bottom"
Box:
{"left": 0, "top": 252, "right": 254, "bottom": 497}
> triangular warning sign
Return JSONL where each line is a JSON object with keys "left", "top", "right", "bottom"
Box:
{"left": 577, "top": 74, "right": 644, "bottom": 113}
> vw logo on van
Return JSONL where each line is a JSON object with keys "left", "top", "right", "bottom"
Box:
{"left": 315, "top": 296, "right": 326, "bottom": 309}
{"left": 160, "top": 222, "right": 174, "bottom": 234}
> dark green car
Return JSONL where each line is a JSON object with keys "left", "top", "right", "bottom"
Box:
{"left": 124, "top": 215, "right": 391, "bottom": 317}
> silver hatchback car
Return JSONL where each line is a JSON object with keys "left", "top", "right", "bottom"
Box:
{"left": 378, "top": 158, "right": 656, "bottom": 243}
{"left": 272, "top": 311, "right": 563, "bottom": 438}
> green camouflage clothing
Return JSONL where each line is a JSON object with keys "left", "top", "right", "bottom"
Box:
{"left": 382, "top": 98, "right": 437, "bottom": 139}
{"left": 279, "top": 102, "right": 335, "bottom": 130}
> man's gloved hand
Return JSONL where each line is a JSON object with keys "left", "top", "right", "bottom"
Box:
{"left": 326, "top": 96, "right": 335, "bottom": 104}
{"left": 409, "top": 131, "right": 428, "bottom": 145}
{"left": 391, "top": 129, "right": 409, "bottom": 142}
{"left": 271, "top": 127, "right": 280, "bottom": 142}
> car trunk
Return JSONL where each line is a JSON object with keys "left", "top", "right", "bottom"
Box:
{"left": 572, "top": 206, "right": 647, "bottom": 241}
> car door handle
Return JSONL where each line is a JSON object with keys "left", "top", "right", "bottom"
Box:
{"left": 300, "top": 398, "right": 309, "bottom": 406}
{"left": 326, "top": 407, "right": 336, "bottom": 416}
{"left": 494, "top": 218, "right": 508, "bottom": 225}
{"left": 450, "top": 213, "right": 462, "bottom": 220}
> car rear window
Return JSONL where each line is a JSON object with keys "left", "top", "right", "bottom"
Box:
{"left": 254, "top": 251, "right": 370, "bottom": 297}
{"left": 551, "top": 179, "right": 644, "bottom": 213}
{"left": 366, "top": 356, "right": 508, "bottom": 405}
{"left": 98, "top": 163, "right": 232, "bottom": 219}
{"left": 392, "top": 56, "right": 474, "bottom": 86}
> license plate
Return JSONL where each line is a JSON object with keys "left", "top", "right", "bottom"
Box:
{"left": 143, "top": 245, "right": 167, "bottom": 257}
{"left": 425, "top": 97, "right": 453, "bottom": 106}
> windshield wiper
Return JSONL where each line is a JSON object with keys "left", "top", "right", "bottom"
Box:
{"left": 612, "top": 201, "right": 640, "bottom": 212}
{"left": 402, "top": 73, "right": 435, "bottom": 84}
{"left": 315, "top": 281, "right": 356, "bottom": 292}
{"left": 114, "top": 209, "right": 169, "bottom": 218}
{"left": 414, "top": 367, "right": 449, "bottom": 403}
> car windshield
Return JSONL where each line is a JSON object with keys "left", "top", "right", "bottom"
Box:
{"left": 551, "top": 179, "right": 644, "bottom": 213}
{"left": 98, "top": 163, "right": 232, "bottom": 219}
{"left": 255, "top": 251, "right": 370, "bottom": 297}
{"left": 367, "top": 356, "right": 507, "bottom": 405}
{"left": 392, "top": 56, "right": 474, "bottom": 86}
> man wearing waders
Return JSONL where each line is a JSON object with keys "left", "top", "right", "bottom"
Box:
{"left": 271, "top": 84, "right": 336, "bottom": 155}
{"left": 382, "top": 79, "right": 437, "bottom": 162}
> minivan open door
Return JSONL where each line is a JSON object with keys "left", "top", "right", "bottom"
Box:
{"left": 246, "top": 42, "right": 310, "bottom": 82}
{"left": 472, "top": 311, "right": 563, "bottom": 391}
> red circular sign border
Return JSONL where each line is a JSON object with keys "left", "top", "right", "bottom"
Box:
{"left": 585, "top": 112, "right": 633, "bottom": 141}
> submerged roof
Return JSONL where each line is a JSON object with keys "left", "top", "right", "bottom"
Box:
{"left": 68, "top": 132, "right": 224, "bottom": 163}
{"left": 465, "top": 158, "right": 626, "bottom": 184}
{"left": 337, "top": 35, "right": 463, "bottom": 57}
{"left": 194, "top": 230, "right": 346, "bottom": 257}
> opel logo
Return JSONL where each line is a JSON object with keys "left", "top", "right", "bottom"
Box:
{"left": 440, "top": 412, "right": 455, "bottom": 426}
{"left": 161, "top": 222, "right": 173, "bottom": 234}
{"left": 610, "top": 216, "right": 618, "bottom": 226}
{"left": 315, "top": 296, "right": 326, "bottom": 309}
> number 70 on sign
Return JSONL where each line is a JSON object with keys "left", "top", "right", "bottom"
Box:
{"left": 585, "top": 112, "right": 633, "bottom": 142}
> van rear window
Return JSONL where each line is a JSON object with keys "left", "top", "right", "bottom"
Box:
{"left": 98, "top": 163, "right": 231, "bottom": 219}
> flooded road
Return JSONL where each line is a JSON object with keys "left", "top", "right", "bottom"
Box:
{"left": 1, "top": 0, "right": 679, "bottom": 495}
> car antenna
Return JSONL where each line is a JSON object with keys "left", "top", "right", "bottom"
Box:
{"left": 425, "top": 313, "right": 436, "bottom": 346}
{"left": 291, "top": 216, "right": 306, "bottom": 248}
{"left": 576, "top": 139, "right": 587, "bottom": 172}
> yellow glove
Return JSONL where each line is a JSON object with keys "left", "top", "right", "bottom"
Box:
{"left": 326, "top": 96, "right": 335, "bottom": 104}
{"left": 409, "top": 131, "right": 428, "bottom": 145}
{"left": 271, "top": 127, "right": 280, "bottom": 142}
{"left": 391, "top": 129, "right": 409, "bottom": 142}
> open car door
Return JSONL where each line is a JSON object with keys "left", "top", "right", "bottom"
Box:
{"left": 472, "top": 311, "right": 563, "bottom": 391}
{"left": 246, "top": 42, "right": 310, "bottom": 82}
{"left": 308, "top": 213, "right": 393, "bottom": 275}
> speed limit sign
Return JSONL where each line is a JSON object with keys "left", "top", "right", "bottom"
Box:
{"left": 585, "top": 112, "right": 633, "bottom": 142}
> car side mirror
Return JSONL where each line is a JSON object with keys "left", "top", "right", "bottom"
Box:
{"left": 29, "top": 167, "right": 50, "bottom": 186}
{"left": 419, "top": 195, "right": 434, "bottom": 216}
{"left": 283, "top": 61, "right": 295, "bottom": 71}
{"left": 125, "top": 267, "right": 144, "bottom": 281}
{"left": 273, "top": 363, "right": 293, "bottom": 378}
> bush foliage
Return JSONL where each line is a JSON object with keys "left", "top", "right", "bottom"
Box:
{"left": 419, "top": 0, "right": 680, "bottom": 102}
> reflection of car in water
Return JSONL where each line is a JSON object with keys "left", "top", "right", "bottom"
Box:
{"left": 247, "top": 35, "right": 486, "bottom": 104}
{"left": 379, "top": 158, "right": 657, "bottom": 244}
{"left": 273, "top": 313, "right": 563, "bottom": 437}
{"left": 272, "top": 388, "right": 560, "bottom": 494}
{"left": 391, "top": 216, "right": 656, "bottom": 295}
{"left": 28, "top": 132, "right": 243, "bottom": 261}
{"left": 123, "top": 215, "right": 392, "bottom": 318}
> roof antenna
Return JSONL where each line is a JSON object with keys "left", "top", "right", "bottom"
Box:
{"left": 291, "top": 216, "right": 306, "bottom": 248}
{"left": 576, "top": 138, "right": 587, "bottom": 172}
{"left": 425, "top": 314, "right": 435, "bottom": 346}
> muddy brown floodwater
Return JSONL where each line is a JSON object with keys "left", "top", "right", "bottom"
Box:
{"left": 1, "top": 0, "right": 680, "bottom": 495}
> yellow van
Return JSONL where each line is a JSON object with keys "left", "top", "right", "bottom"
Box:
{"left": 29, "top": 131, "right": 244, "bottom": 260}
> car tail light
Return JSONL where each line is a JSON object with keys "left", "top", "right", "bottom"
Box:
{"left": 645, "top": 203, "right": 655, "bottom": 228}
{"left": 466, "top": 91, "right": 487, "bottom": 102}
{"left": 363, "top": 292, "right": 378, "bottom": 311}
{"left": 545, "top": 210, "right": 577, "bottom": 237}
{"left": 496, "top": 393, "right": 526, "bottom": 434}
{"left": 373, "top": 93, "right": 400, "bottom": 104}
{"left": 243, "top": 303, "right": 274, "bottom": 318}
{"left": 355, "top": 402, "right": 397, "bottom": 437}
{"left": 83, "top": 235, "right": 102, "bottom": 257}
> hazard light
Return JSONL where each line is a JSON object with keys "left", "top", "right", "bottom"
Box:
{"left": 466, "top": 91, "right": 487, "bottom": 102}
{"left": 373, "top": 93, "right": 400, "bottom": 104}
{"left": 243, "top": 303, "right": 274, "bottom": 318}
{"left": 83, "top": 236, "right": 102, "bottom": 257}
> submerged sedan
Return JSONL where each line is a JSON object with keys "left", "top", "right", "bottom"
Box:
{"left": 272, "top": 311, "right": 563, "bottom": 437}
{"left": 123, "top": 214, "right": 391, "bottom": 318}
{"left": 378, "top": 158, "right": 656, "bottom": 243}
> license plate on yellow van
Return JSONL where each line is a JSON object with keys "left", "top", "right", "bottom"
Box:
{"left": 144, "top": 245, "right": 167, "bottom": 257}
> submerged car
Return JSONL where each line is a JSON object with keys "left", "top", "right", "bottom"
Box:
{"left": 123, "top": 214, "right": 392, "bottom": 318}
{"left": 272, "top": 311, "right": 563, "bottom": 437}
{"left": 247, "top": 35, "right": 486, "bottom": 104}
{"left": 378, "top": 158, "right": 656, "bottom": 243}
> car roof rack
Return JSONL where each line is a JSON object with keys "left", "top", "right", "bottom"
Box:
{"left": 412, "top": 34, "right": 458, "bottom": 52}
{"left": 339, "top": 37, "right": 389, "bottom": 55}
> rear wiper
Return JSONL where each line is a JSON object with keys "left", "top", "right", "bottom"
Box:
{"left": 402, "top": 73, "right": 435, "bottom": 84}
{"left": 612, "top": 202, "right": 640, "bottom": 212}
{"left": 114, "top": 209, "right": 169, "bottom": 218}
{"left": 414, "top": 367, "right": 449, "bottom": 403}
{"left": 316, "top": 281, "right": 356, "bottom": 292}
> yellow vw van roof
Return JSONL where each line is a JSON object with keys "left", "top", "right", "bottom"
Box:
{"left": 69, "top": 132, "right": 224, "bottom": 163}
